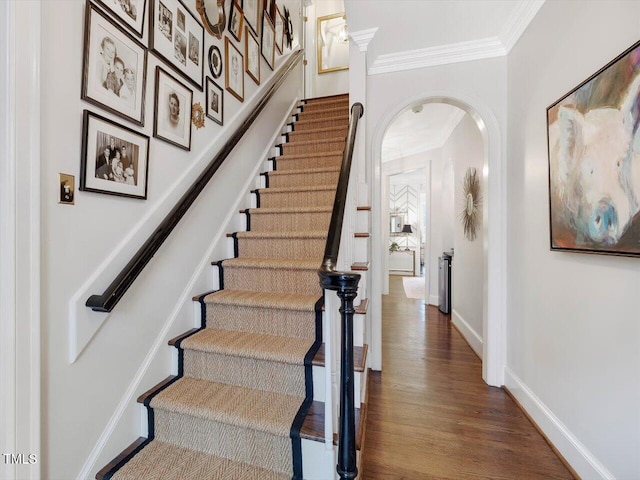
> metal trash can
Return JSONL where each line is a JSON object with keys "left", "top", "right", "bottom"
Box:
{"left": 438, "top": 251, "right": 453, "bottom": 314}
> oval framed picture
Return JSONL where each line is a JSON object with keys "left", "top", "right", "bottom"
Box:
{"left": 208, "top": 45, "right": 223, "bottom": 78}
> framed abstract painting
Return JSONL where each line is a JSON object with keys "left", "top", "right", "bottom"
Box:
{"left": 547, "top": 39, "right": 640, "bottom": 257}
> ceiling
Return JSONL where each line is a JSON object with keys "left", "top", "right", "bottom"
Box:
{"left": 345, "top": 0, "right": 541, "bottom": 168}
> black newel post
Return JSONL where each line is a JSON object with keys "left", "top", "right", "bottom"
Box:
{"left": 319, "top": 271, "right": 360, "bottom": 480}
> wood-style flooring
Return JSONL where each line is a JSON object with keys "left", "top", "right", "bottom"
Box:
{"left": 360, "top": 276, "right": 575, "bottom": 480}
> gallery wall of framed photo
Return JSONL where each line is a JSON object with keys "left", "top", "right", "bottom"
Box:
{"left": 77, "top": 0, "right": 299, "bottom": 202}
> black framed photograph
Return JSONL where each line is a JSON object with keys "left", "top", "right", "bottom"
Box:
{"left": 206, "top": 77, "right": 223, "bottom": 125}
{"left": 242, "top": 0, "right": 259, "bottom": 37}
{"left": 245, "top": 27, "right": 260, "bottom": 85}
{"left": 274, "top": 5, "right": 283, "bottom": 54}
{"left": 225, "top": 37, "right": 244, "bottom": 102}
{"left": 59, "top": 173, "right": 75, "bottom": 205}
{"left": 154, "top": 66, "right": 193, "bottom": 150}
{"left": 228, "top": 1, "right": 244, "bottom": 42}
{"left": 80, "top": 110, "right": 150, "bottom": 199}
{"left": 208, "top": 45, "right": 223, "bottom": 78}
{"left": 94, "top": 0, "right": 148, "bottom": 38}
{"left": 261, "top": 11, "right": 275, "bottom": 70}
{"left": 82, "top": 2, "right": 148, "bottom": 126}
{"left": 150, "top": 0, "right": 204, "bottom": 90}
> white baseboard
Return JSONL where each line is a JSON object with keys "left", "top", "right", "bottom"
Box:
{"left": 504, "top": 367, "right": 614, "bottom": 480}
{"left": 76, "top": 97, "right": 301, "bottom": 480}
{"left": 451, "top": 309, "right": 483, "bottom": 358}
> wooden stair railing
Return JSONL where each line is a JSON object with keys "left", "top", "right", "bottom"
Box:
{"left": 318, "top": 101, "right": 364, "bottom": 480}
{"left": 85, "top": 49, "right": 303, "bottom": 312}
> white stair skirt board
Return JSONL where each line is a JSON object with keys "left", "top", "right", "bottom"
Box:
{"left": 302, "top": 440, "right": 336, "bottom": 480}
{"left": 504, "top": 367, "right": 615, "bottom": 480}
{"left": 451, "top": 309, "right": 483, "bottom": 359}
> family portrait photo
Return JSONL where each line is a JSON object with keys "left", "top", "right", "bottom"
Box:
{"left": 151, "top": 0, "right": 204, "bottom": 90}
{"left": 228, "top": 1, "right": 244, "bottom": 42}
{"left": 95, "top": 0, "right": 147, "bottom": 37}
{"left": 206, "top": 77, "right": 223, "bottom": 125}
{"left": 154, "top": 66, "right": 193, "bottom": 150}
{"left": 225, "top": 37, "right": 244, "bottom": 102}
{"left": 83, "top": 3, "right": 147, "bottom": 125}
{"left": 59, "top": 173, "right": 75, "bottom": 205}
{"left": 80, "top": 110, "right": 149, "bottom": 199}
{"left": 209, "top": 45, "right": 222, "bottom": 78}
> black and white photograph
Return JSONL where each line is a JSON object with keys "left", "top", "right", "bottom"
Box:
{"left": 188, "top": 31, "right": 199, "bottom": 65}
{"left": 261, "top": 11, "right": 275, "bottom": 70}
{"left": 59, "top": 173, "right": 75, "bottom": 205}
{"left": 228, "top": 1, "right": 244, "bottom": 42}
{"left": 151, "top": 0, "right": 204, "bottom": 90}
{"left": 95, "top": 0, "right": 147, "bottom": 38}
{"left": 274, "top": 5, "right": 283, "bottom": 54}
{"left": 242, "top": 0, "right": 259, "bottom": 37}
{"left": 225, "top": 36, "right": 244, "bottom": 102}
{"left": 82, "top": 2, "right": 148, "bottom": 126}
{"left": 158, "top": 1, "right": 173, "bottom": 40}
{"left": 208, "top": 45, "right": 223, "bottom": 78}
{"left": 80, "top": 110, "right": 150, "bottom": 199}
{"left": 245, "top": 27, "right": 260, "bottom": 85}
{"left": 206, "top": 77, "right": 223, "bottom": 125}
{"left": 154, "top": 66, "right": 193, "bottom": 150}
{"left": 177, "top": 8, "right": 185, "bottom": 30}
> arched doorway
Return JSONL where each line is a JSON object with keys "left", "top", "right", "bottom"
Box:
{"left": 369, "top": 94, "right": 506, "bottom": 387}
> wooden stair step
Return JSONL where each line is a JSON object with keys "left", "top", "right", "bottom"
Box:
{"left": 312, "top": 344, "right": 368, "bottom": 372}
{"left": 300, "top": 400, "right": 366, "bottom": 451}
{"left": 351, "top": 262, "right": 370, "bottom": 271}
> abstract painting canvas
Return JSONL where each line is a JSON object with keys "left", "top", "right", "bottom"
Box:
{"left": 547, "top": 40, "right": 640, "bottom": 257}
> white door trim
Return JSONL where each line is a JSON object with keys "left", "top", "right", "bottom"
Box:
{"left": 1, "top": 2, "right": 42, "bottom": 478}
{"left": 370, "top": 91, "right": 506, "bottom": 387}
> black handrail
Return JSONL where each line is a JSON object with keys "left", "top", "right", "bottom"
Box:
{"left": 87, "top": 49, "right": 304, "bottom": 312}
{"left": 317, "top": 102, "right": 364, "bottom": 480}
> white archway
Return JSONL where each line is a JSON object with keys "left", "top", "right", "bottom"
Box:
{"left": 369, "top": 91, "right": 506, "bottom": 387}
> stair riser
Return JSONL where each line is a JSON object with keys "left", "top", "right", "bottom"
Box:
{"left": 260, "top": 189, "right": 335, "bottom": 208}
{"left": 223, "top": 267, "right": 321, "bottom": 296}
{"left": 152, "top": 409, "right": 292, "bottom": 475}
{"left": 302, "top": 99, "right": 349, "bottom": 111}
{"left": 282, "top": 140, "right": 345, "bottom": 156}
{"left": 237, "top": 237, "right": 325, "bottom": 260}
{"left": 287, "top": 129, "right": 347, "bottom": 143}
{"left": 205, "top": 303, "right": 316, "bottom": 338}
{"left": 297, "top": 109, "right": 349, "bottom": 121}
{"left": 276, "top": 155, "right": 342, "bottom": 171}
{"left": 293, "top": 119, "right": 348, "bottom": 131}
{"left": 269, "top": 171, "right": 339, "bottom": 188}
{"left": 184, "top": 350, "right": 307, "bottom": 397}
{"left": 249, "top": 211, "right": 331, "bottom": 232}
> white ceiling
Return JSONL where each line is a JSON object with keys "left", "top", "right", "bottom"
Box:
{"left": 346, "top": 0, "right": 540, "bottom": 167}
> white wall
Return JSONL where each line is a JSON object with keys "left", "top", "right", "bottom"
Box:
{"left": 444, "top": 114, "right": 484, "bottom": 355}
{"left": 304, "top": 0, "right": 348, "bottom": 97}
{"left": 506, "top": 1, "right": 640, "bottom": 478}
{"left": 39, "top": 1, "right": 302, "bottom": 478}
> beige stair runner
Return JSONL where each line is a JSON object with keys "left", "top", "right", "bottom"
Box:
{"left": 108, "top": 94, "right": 349, "bottom": 480}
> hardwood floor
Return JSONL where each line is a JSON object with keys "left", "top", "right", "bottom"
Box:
{"left": 360, "top": 276, "right": 574, "bottom": 480}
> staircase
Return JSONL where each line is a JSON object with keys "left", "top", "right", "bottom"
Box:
{"left": 97, "top": 94, "right": 369, "bottom": 480}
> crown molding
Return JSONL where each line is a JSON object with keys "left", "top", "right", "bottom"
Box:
{"left": 350, "top": 27, "right": 378, "bottom": 52}
{"left": 369, "top": 37, "right": 505, "bottom": 75}
{"left": 500, "top": 0, "right": 545, "bottom": 53}
{"left": 368, "top": 0, "right": 545, "bottom": 76}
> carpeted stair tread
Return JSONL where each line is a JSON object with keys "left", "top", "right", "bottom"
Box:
{"left": 282, "top": 136, "right": 347, "bottom": 147}
{"left": 203, "top": 289, "right": 319, "bottom": 311}
{"left": 111, "top": 440, "right": 289, "bottom": 480}
{"left": 182, "top": 329, "right": 313, "bottom": 366}
{"left": 268, "top": 166, "right": 340, "bottom": 177}
{"left": 150, "top": 377, "right": 303, "bottom": 437}
{"left": 257, "top": 184, "right": 336, "bottom": 193}
{"left": 277, "top": 151, "right": 343, "bottom": 160}
{"left": 235, "top": 230, "right": 327, "bottom": 239}
{"left": 288, "top": 126, "right": 347, "bottom": 136}
{"left": 244, "top": 205, "right": 332, "bottom": 214}
{"left": 221, "top": 257, "right": 319, "bottom": 271}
